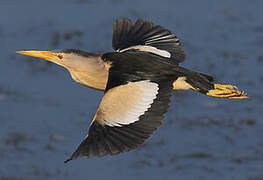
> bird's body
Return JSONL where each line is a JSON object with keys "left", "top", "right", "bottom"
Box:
{"left": 17, "top": 18, "right": 247, "bottom": 162}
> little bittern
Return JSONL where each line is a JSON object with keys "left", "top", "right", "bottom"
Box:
{"left": 17, "top": 18, "right": 248, "bottom": 163}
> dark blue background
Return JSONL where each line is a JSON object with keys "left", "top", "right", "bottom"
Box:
{"left": 0, "top": 0, "right": 262, "bottom": 179}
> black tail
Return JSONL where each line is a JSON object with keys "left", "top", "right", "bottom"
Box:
{"left": 185, "top": 71, "right": 214, "bottom": 94}
{"left": 198, "top": 72, "right": 214, "bottom": 82}
{"left": 182, "top": 70, "right": 248, "bottom": 99}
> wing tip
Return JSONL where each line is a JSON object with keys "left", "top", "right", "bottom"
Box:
{"left": 64, "top": 157, "right": 72, "bottom": 164}
{"left": 112, "top": 18, "right": 185, "bottom": 63}
{"left": 64, "top": 149, "right": 80, "bottom": 163}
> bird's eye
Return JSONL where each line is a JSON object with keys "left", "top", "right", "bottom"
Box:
{"left": 57, "top": 54, "right": 63, "bottom": 60}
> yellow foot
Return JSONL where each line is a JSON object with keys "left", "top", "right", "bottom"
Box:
{"left": 206, "top": 84, "right": 248, "bottom": 99}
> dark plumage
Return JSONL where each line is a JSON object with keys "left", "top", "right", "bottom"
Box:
{"left": 65, "top": 80, "right": 173, "bottom": 162}
{"left": 16, "top": 18, "right": 248, "bottom": 163}
{"left": 52, "top": 49, "right": 99, "bottom": 57}
{"left": 112, "top": 18, "right": 185, "bottom": 63}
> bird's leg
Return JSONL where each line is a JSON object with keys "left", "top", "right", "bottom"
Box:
{"left": 205, "top": 84, "right": 248, "bottom": 99}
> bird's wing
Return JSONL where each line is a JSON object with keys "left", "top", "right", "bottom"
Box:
{"left": 65, "top": 68, "right": 173, "bottom": 162}
{"left": 112, "top": 18, "right": 185, "bottom": 64}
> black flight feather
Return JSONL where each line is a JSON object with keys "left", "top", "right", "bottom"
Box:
{"left": 65, "top": 80, "right": 173, "bottom": 162}
{"left": 112, "top": 18, "right": 185, "bottom": 64}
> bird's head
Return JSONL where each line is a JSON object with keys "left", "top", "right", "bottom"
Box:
{"left": 16, "top": 49, "right": 99, "bottom": 70}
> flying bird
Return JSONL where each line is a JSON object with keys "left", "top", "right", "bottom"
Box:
{"left": 17, "top": 18, "right": 247, "bottom": 163}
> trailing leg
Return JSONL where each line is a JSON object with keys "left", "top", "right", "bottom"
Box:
{"left": 173, "top": 71, "right": 248, "bottom": 99}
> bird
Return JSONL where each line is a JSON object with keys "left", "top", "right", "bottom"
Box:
{"left": 16, "top": 18, "right": 248, "bottom": 163}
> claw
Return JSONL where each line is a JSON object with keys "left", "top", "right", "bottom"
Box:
{"left": 206, "top": 84, "right": 248, "bottom": 99}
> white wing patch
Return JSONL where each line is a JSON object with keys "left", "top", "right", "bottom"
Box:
{"left": 118, "top": 45, "right": 171, "bottom": 58}
{"left": 93, "top": 81, "right": 159, "bottom": 127}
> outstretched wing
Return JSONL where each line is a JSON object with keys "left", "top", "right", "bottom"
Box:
{"left": 112, "top": 18, "right": 185, "bottom": 63}
{"left": 65, "top": 76, "right": 173, "bottom": 162}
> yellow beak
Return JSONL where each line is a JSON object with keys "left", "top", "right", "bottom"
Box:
{"left": 16, "top": 50, "right": 58, "bottom": 62}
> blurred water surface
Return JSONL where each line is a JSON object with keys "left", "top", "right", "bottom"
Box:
{"left": 0, "top": 0, "right": 262, "bottom": 179}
